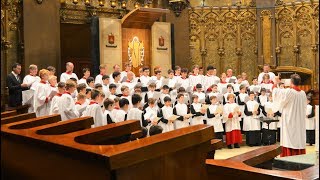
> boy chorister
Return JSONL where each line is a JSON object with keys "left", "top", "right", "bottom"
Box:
{"left": 159, "top": 85, "right": 170, "bottom": 108}
{"left": 77, "top": 83, "right": 87, "bottom": 95}
{"left": 111, "top": 97, "right": 121, "bottom": 120}
{"left": 103, "top": 98, "right": 116, "bottom": 124}
{"left": 237, "top": 85, "right": 249, "bottom": 132}
{"left": 139, "top": 67, "right": 151, "bottom": 88}
{"left": 108, "top": 84, "right": 117, "bottom": 100}
{"left": 244, "top": 91, "right": 261, "bottom": 146}
{"left": 23, "top": 64, "right": 41, "bottom": 113}
{"left": 114, "top": 98, "right": 129, "bottom": 122}
{"left": 78, "top": 68, "right": 90, "bottom": 85}
{"left": 306, "top": 96, "right": 315, "bottom": 146}
{"left": 190, "top": 95, "right": 206, "bottom": 125}
{"left": 49, "top": 82, "right": 65, "bottom": 115}
{"left": 217, "top": 73, "right": 228, "bottom": 94}
{"left": 120, "top": 85, "right": 132, "bottom": 109}
{"left": 261, "top": 94, "right": 280, "bottom": 145}
{"left": 34, "top": 69, "right": 52, "bottom": 117}
{"left": 189, "top": 65, "right": 202, "bottom": 89}
{"left": 249, "top": 77, "right": 261, "bottom": 95}
{"left": 95, "top": 64, "right": 107, "bottom": 85}
{"left": 177, "top": 68, "right": 190, "bottom": 90}
{"left": 173, "top": 65, "right": 181, "bottom": 80}
{"left": 144, "top": 82, "right": 157, "bottom": 104}
{"left": 223, "top": 84, "right": 235, "bottom": 105}
{"left": 102, "top": 75, "right": 110, "bottom": 95}
{"left": 144, "top": 98, "right": 163, "bottom": 135}
{"left": 82, "top": 89, "right": 106, "bottom": 127}
{"left": 223, "top": 94, "right": 242, "bottom": 149}
{"left": 257, "top": 88, "right": 268, "bottom": 107}
{"left": 58, "top": 80, "right": 79, "bottom": 121}
{"left": 206, "top": 96, "right": 224, "bottom": 140}
{"left": 233, "top": 75, "right": 243, "bottom": 96}
{"left": 128, "top": 94, "right": 145, "bottom": 126}
{"left": 173, "top": 93, "right": 190, "bottom": 129}
{"left": 206, "top": 84, "right": 222, "bottom": 104}
{"left": 203, "top": 65, "right": 220, "bottom": 92}
{"left": 152, "top": 70, "right": 164, "bottom": 90}
{"left": 158, "top": 96, "right": 175, "bottom": 132}
{"left": 75, "top": 93, "right": 88, "bottom": 117}
{"left": 86, "top": 77, "right": 95, "bottom": 89}
{"left": 112, "top": 72, "right": 122, "bottom": 95}
{"left": 193, "top": 84, "right": 206, "bottom": 104}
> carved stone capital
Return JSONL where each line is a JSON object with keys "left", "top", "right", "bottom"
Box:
{"left": 235, "top": 48, "right": 243, "bottom": 56}
{"left": 217, "top": 48, "right": 225, "bottom": 56}
{"left": 293, "top": 45, "right": 299, "bottom": 53}
{"left": 275, "top": 46, "right": 281, "bottom": 54}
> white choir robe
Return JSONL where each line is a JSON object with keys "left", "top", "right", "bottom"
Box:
{"left": 258, "top": 95, "right": 268, "bottom": 106}
{"left": 139, "top": 75, "right": 150, "bottom": 87}
{"left": 152, "top": 76, "right": 164, "bottom": 89}
{"left": 272, "top": 87, "right": 307, "bottom": 150}
{"left": 258, "top": 72, "right": 276, "bottom": 84}
{"left": 243, "top": 100, "right": 261, "bottom": 131}
{"left": 306, "top": 104, "right": 315, "bottom": 130}
{"left": 176, "top": 77, "right": 190, "bottom": 90}
{"left": 223, "top": 103, "right": 241, "bottom": 132}
{"left": 160, "top": 106, "right": 175, "bottom": 132}
{"left": 75, "top": 102, "right": 88, "bottom": 117}
{"left": 203, "top": 75, "right": 220, "bottom": 91}
{"left": 60, "top": 72, "right": 79, "bottom": 83}
{"left": 242, "top": 80, "right": 250, "bottom": 88}
{"left": 104, "top": 109, "right": 115, "bottom": 124}
{"left": 78, "top": 78, "right": 88, "bottom": 86}
{"left": 108, "top": 94, "right": 116, "bottom": 101}
{"left": 95, "top": 74, "right": 103, "bottom": 85}
{"left": 144, "top": 106, "right": 159, "bottom": 135}
{"left": 233, "top": 83, "right": 242, "bottom": 94}
{"left": 58, "top": 93, "right": 79, "bottom": 121}
{"left": 114, "top": 109, "right": 127, "bottom": 122}
{"left": 47, "top": 86, "right": 58, "bottom": 113}
{"left": 173, "top": 75, "right": 181, "bottom": 81}
{"left": 249, "top": 85, "right": 261, "bottom": 94}
{"left": 102, "top": 84, "right": 109, "bottom": 96}
{"left": 217, "top": 82, "right": 228, "bottom": 94}
{"left": 190, "top": 103, "right": 204, "bottom": 125}
{"left": 34, "top": 82, "right": 51, "bottom": 117}
{"left": 121, "top": 81, "right": 135, "bottom": 95}
{"left": 189, "top": 74, "right": 203, "bottom": 88}
{"left": 23, "top": 75, "right": 41, "bottom": 112}
{"left": 82, "top": 103, "right": 106, "bottom": 128}
{"left": 127, "top": 107, "right": 143, "bottom": 126}
{"left": 238, "top": 93, "right": 249, "bottom": 118}
{"left": 174, "top": 103, "right": 190, "bottom": 129}
{"left": 207, "top": 92, "right": 223, "bottom": 103}
{"left": 261, "top": 82, "right": 274, "bottom": 93}
{"left": 120, "top": 71, "right": 135, "bottom": 81}
{"left": 223, "top": 92, "right": 235, "bottom": 104}
{"left": 121, "top": 95, "right": 132, "bottom": 109}
{"left": 114, "top": 82, "right": 122, "bottom": 95}
{"left": 168, "top": 78, "right": 177, "bottom": 89}
{"left": 193, "top": 92, "right": 206, "bottom": 104}
{"left": 160, "top": 93, "right": 170, "bottom": 105}
{"left": 262, "top": 101, "right": 278, "bottom": 130}
{"left": 207, "top": 104, "right": 224, "bottom": 133}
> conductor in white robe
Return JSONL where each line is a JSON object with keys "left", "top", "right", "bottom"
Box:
{"left": 272, "top": 74, "right": 307, "bottom": 157}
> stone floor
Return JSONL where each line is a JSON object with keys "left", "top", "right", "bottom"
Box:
{"left": 214, "top": 143, "right": 316, "bottom": 160}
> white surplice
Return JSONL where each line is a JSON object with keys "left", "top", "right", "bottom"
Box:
{"left": 272, "top": 87, "right": 307, "bottom": 149}
{"left": 82, "top": 103, "right": 106, "bottom": 128}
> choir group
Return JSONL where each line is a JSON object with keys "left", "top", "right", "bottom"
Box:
{"left": 19, "top": 62, "right": 316, "bottom": 149}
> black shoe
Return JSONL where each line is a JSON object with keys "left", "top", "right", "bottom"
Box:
{"left": 227, "top": 145, "right": 233, "bottom": 149}
{"left": 234, "top": 143, "right": 240, "bottom": 148}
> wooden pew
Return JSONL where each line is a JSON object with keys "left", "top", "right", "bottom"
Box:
{"left": 207, "top": 139, "right": 223, "bottom": 159}
{"left": 1, "top": 112, "right": 36, "bottom": 125}
{"left": 1, "top": 110, "right": 17, "bottom": 118}
{"left": 5, "top": 104, "right": 29, "bottom": 114}
{"left": 206, "top": 145, "right": 319, "bottom": 179}
{"left": 1, "top": 116, "right": 214, "bottom": 180}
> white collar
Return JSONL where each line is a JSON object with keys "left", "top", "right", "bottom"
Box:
{"left": 12, "top": 71, "right": 18, "bottom": 77}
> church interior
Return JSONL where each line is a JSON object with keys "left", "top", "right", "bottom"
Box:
{"left": 1, "top": 0, "right": 319, "bottom": 179}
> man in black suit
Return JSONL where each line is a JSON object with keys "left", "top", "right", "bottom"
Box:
{"left": 6, "top": 63, "right": 29, "bottom": 107}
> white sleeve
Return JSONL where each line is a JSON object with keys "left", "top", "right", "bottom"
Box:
{"left": 114, "top": 112, "right": 125, "bottom": 122}
{"left": 272, "top": 88, "right": 293, "bottom": 112}
{"left": 63, "top": 96, "right": 79, "bottom": 118}
{"left": 60, "top": 74, "right": 66, "bottom": 83}
{"left": 94, "top": 106, "right": 105, "bottom": 127}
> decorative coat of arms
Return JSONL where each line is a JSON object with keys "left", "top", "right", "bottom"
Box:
{"left": 106, "top": 33, "right": 117, "bottom": 48}
{"left": 128, "top": 36, "right": 144, "bottom": 68}
{"left": 157, "top": 35, "right": 168, "bottom": 50}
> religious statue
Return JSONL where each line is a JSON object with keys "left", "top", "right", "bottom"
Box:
{"left": 128, "top": 36, "right": 144, "bottom": 68}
